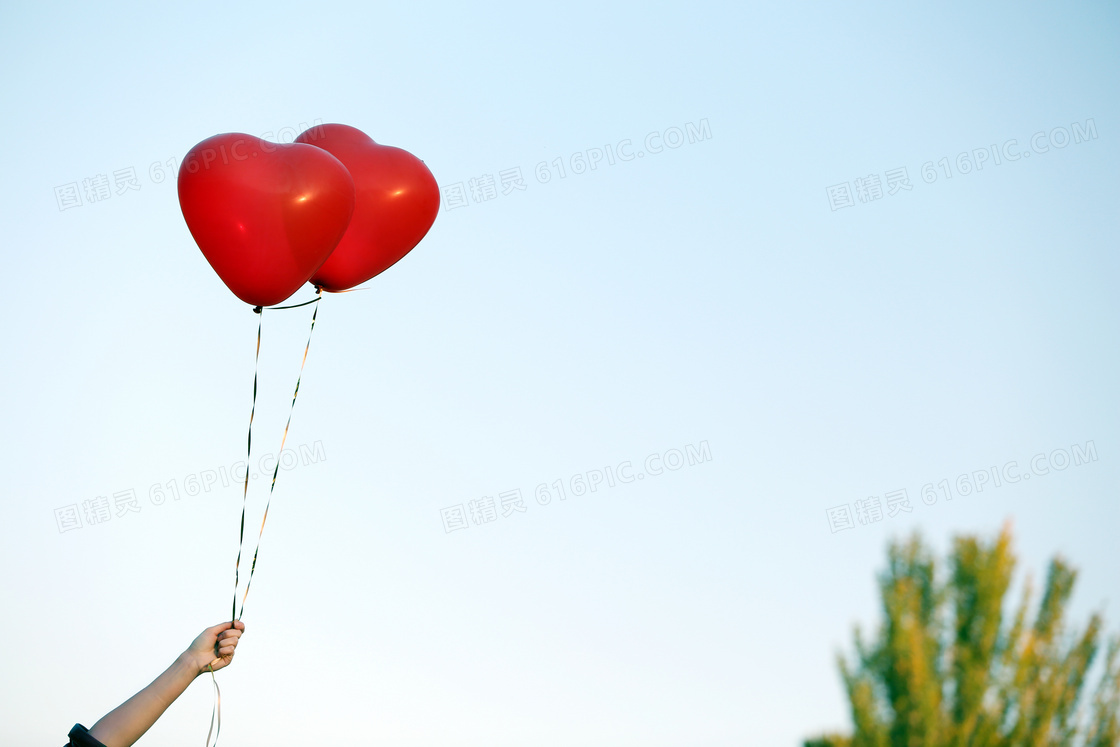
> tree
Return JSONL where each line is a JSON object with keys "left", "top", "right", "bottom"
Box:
{"left": 806, "top": 523, "right": 1120, "bottom": 747}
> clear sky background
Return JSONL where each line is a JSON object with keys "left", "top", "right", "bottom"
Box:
{"left": 1, "top": 1, "right": 1118, "bottom": 745}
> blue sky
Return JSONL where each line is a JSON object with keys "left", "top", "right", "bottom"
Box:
{"left": 1, "top": 1, "right": 1118, "bottom": 745}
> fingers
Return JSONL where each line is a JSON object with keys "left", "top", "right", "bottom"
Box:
{"left": 213, "top": 627, "right": 243, "bottom": 656}
{"left": 203, "top": 621, "right": 232, "bottom": 637}
{"left": 188, "top": 622, "right": 244, "bottom": 676}
{"left": 204, "top": 620, "right": 248, "bottom": 638}
{"left": 196, "top": 621, "right": 246, "bottom": 674}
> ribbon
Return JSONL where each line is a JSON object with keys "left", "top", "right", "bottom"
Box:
{"left": 210, "top": 288, "right": 323, "bottom": 746}
{"left": 236, "top": 286, "right": 322, "bottom": 620}
{"left": 204, "top": 664, "right": 221, "bottom": 747}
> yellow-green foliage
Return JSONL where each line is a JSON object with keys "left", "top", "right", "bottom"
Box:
{"left": 806, "top": 524, "right": 1120, "bottom": 747}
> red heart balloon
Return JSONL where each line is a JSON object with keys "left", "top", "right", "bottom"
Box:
{"left": 178, "top": 133, "right": 356, "bottom": 307}
{"left": 294, "top": 124, "right": 439, "bottom": 292}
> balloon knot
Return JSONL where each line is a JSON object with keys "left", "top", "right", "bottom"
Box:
{"left": 252, "top": 306, "right": 262, "bottom": 314}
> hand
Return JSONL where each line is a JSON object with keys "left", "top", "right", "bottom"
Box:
{"left": 182, "top": 620, "right": 246, "bottom": 676}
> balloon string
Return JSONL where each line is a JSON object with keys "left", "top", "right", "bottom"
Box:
{"left": 231, "top": 311, "right": 262, "bottom": 623}
{"left": 266, "top": 294, "right": 323, "bottom": 310}
{"left": 204, "top": 664, "right": 221, "bottom": 747}
{"left": 213, "top": 289, "right": 323, "bottom": 747}
{"left": 230, "top": 288, "right": 323, "bottom": 624}
{"left": 236, "top": 286, "right": 323, "bottom": 620}
{"left": 215, "top": 309, "right": 262, "bottom": 747}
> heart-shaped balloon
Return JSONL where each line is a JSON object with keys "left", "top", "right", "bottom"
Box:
{"left": 294, "top": 124, "right": 439, "bottom": 291}
{"left": 178, "top": 133, "right": 356, "bottom": 307}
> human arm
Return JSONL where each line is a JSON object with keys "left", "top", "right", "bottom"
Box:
{"left": 82, "top": 621, "right": 245, "bottom": 747}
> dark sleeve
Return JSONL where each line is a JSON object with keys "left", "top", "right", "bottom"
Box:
{"left": 66, "top": 723, "right": 108, "bottom": 747}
